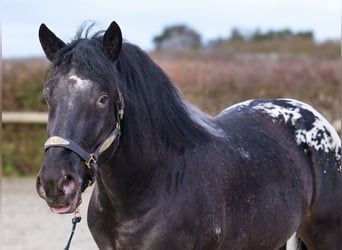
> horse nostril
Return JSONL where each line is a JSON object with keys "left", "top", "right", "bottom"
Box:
{"left": 62, "top": 175, "right": 76, "bottom": 195}
{"left": 36, "top": 176, "right": 46, "bottom": 199}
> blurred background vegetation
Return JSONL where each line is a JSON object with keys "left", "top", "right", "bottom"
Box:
{"left": 3, "top": 25, "right": 341, "bottom": 176}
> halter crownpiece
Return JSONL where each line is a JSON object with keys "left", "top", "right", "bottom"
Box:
{"left": 44, "top": 90, "right": 124, "bottom": 189}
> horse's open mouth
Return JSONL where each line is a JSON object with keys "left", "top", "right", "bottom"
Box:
{"left": 51, "top": 205, "right": 73, "bottom": 214}
{"left": 50, "top": 196, "right": 82, "bottom": 214}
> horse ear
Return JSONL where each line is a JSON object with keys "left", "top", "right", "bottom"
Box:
{"left": 39, "top": 23, "right": 66, "bottom": 61}
{"left": 103, "top": 21, "right": 122, "bottom": 61}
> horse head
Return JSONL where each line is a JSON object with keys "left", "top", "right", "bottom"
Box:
{"left": 36, "top": 21, "right": 124, "bottom": 214}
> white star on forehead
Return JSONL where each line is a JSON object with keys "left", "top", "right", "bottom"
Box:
{"left": 68, "top": 73, "right": 92, "bottom": 91}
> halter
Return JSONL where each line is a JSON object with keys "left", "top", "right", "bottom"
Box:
{"left": 44, "top": 90, "right": 124, "bottom": 189}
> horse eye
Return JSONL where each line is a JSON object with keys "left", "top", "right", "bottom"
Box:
{"left": 98, "top": 95, "right": 109, "bottom": 105}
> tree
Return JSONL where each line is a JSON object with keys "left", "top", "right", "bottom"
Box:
{"left": 153, "top": 25, "right": 202, "bottom": 51}
{"left": 230, "top": 28, "right": 244, "bottom": 42}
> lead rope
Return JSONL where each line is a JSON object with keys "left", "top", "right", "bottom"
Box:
{"left": 64, "top": 208, "right": 81, "bottom": 250}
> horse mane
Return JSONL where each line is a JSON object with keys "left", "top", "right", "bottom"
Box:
{"left": 116, "top": 43, "right": 215, "bottom": 156}
{"left": 47, "top": 24, "right": 217, "bottom": 161}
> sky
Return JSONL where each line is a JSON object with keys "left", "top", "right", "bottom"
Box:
{"left": 2, "top": 0, "right": 340, "bottom": 58}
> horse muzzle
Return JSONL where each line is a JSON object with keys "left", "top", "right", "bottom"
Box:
{"left": 43, "top": 125, "right": 121, "bottom": 190}
{"left": 36, "top": 173, "right": 82, "bottom": 214}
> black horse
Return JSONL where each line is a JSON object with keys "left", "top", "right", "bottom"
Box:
{"left": 36, "top": 21, "right": 341, "bottom": 250}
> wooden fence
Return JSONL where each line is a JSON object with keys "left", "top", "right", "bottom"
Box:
{"left": 2, "top": 111, "right": 340, "bottom": 133}
{"left": 2, "top": 112, "right": 48, "bottom": 124}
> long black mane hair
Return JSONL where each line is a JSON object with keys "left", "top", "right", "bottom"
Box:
{"left": 116, "top": 43, "right": 215, "bottom": 154}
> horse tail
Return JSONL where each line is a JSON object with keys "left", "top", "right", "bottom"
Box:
{"left": 286, "top": 233, "right": 307, "bottom": 250}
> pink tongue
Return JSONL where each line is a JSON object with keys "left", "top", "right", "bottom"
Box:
{"left": 51, "top": 205, "right": 72, "bottom": 214}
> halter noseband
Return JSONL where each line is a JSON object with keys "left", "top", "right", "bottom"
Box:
{"left": 44, "top": 91, "right": 124, "bottom": 189}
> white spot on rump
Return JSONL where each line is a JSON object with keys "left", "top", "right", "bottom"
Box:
{"left": 252, "top": 98, "right": 341, "bottom": 162}
{"left": 295, "top": 118, "right": 340, "bottom": 158}
{"left": 253, "top": 101, "right": 302, "bottom": 125}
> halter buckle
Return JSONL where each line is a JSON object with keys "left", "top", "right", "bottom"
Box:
{"left": 85, "top": 153, "right": 97, "bottom": 169}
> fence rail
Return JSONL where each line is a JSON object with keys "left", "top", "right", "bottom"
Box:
{"left": 2, "top": 111, "right": 341, "bottom": 133}
{"left": 2, "top": 112, "right": 48, "bottom": 124}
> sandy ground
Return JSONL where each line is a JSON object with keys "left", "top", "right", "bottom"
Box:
{"left": 3, "top": 178, "right": 98, "bottom": 250}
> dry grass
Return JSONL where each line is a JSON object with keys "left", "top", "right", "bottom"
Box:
{"left": 2, "top": 53, "right": 341, "bottom": 176}
{"left": 154, "top": 55, "right": 340, "bottom": 122}
{"left": 3, "top": 58, "right": 49, "bottom": 111}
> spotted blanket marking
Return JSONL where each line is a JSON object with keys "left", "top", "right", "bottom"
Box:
{"left": 251, "top": 99, "right": 341, "bottom": 165}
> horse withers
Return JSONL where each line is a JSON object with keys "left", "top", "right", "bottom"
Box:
{"left": 36, "top": 21, "right": 341, "bottom": 249}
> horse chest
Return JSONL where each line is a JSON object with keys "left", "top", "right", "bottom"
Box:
{"left": 106, "top": 197, "right": 223, "bottom": 250}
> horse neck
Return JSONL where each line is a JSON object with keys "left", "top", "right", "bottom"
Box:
{"left": 95, "top": 44, "right": 214, "bottom": 214}
{"left": 96, "top": 142, "right": 176, "bottom": 217}
{"left": 97, "top": 101, "right": 216, "bottom": 217}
